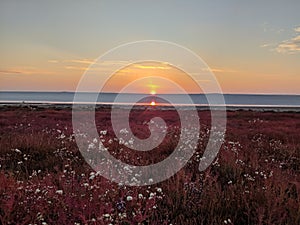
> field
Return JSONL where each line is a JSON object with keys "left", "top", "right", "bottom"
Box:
{"left": 0, "top": 105, "right": 300, "bottom": 224}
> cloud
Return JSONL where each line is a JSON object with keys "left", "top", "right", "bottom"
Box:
{"left": 50, "top": 58, "right": 130, "bottom": 66}
{"left": 48, "top": 58, "right": 176, "bottom": 73}
{"left": 211, "top": 68, "right": 238, "bottom": 73}
{"left": 202, "top": 68, "right": 238, "bottom": 73}
{"left": 46, "top": 58, "right": 131, "bottom": 73}
{"left": 100, "top": 60, "right": 131, "bottom": 66}
{"left": 49, "top": 58, "right": 130, "bottom": 70}
{"left": 0, "top": 67, "right": 55, "bottom": 75}
{"left": 260, "top": 43, "right": 275, "bottom": 48}
{"left": 64, "top": 59, "right": 95, "bottom": 65}
{"left": 276, "top": 35, "right": 300, "bottom": 54}
{"left": 56, "top": 59, "right": 175, "bottom": 73}
{"left": 133, "top": 64, "right": 171, "bottom": 70}
{"left": 64, "top": 66, "right": 88, "bottom": 71}
{"left": 47, "top": 58, "right": 95, "bottom": 65}
{"left": 275, "top": 26, "right": 300, "bottom": 54}
{"left": 294, "top": 27, "right": 300, "bottom": 33}
{"left": 0, "top": 70, "right": 23, "bottom": 75}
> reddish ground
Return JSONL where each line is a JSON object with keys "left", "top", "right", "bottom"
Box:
{"left": 0, "top": 106, "right": 299, "bottom": 224}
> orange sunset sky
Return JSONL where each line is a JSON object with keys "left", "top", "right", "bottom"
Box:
{"left": 0, "top": 1, "right": 300, "bottom": 94}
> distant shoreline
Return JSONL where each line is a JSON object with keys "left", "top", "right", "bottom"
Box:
{"left": 1, "top": 92, "right": 299, "bottom": 108}
{"left": 1, "top": 102, "right": 300, "bottom": 112}
{"left": 1, "top": 91, "right": 300, "bottom": 96}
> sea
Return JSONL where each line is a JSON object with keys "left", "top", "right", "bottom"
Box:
{"left": 0, "top": 92, "right": 299, "bottom": 110}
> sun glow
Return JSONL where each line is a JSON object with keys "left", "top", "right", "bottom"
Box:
{"left": 150, "top": 101, "right": 156, "bottom": 106}
{"left": 150, "top": 90, "right": 156, "bottom": 95}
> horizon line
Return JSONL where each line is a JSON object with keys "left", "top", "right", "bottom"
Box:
{"left": 1, "top": 90, "right": 300, "bottom": 96}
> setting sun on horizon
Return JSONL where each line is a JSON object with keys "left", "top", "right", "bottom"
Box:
{"left": 150, "top": 90, "right": 156, "bottom": 95}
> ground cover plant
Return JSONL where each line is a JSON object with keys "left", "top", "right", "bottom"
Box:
{"left": 0, "top": 106, "right": 299, "bottom": 224}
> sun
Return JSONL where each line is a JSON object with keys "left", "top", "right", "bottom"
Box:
{"left": 150, "top": 90, "right": 156, "bottom": 95}
{"left": 150, "top": 101, "right": 156, "bottom": 106}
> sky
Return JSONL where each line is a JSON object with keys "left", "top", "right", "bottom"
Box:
{"left": 0, "top": 0, "right": 300, "bottom": 94}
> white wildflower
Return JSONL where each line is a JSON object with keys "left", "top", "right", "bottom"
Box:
{"left": 100, "top": 130, "right": 107, "bottom": 135}
{"left": 119, "top": 128, "right": 129, "bottom": 134}
{"left": 56, "top": 190, "right": 63, "bottom": 195}
{"left": 14, "top": 148, "right": 22, "bottom": 153}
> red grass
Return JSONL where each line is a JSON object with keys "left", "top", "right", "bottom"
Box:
{"left": 0, "top": 106, "right": 299, "bottom": 224}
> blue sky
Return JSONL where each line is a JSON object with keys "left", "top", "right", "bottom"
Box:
{"left": 1, "top": 0, "right": 300, "bottom": 93}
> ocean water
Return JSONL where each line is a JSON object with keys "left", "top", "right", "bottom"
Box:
{"left": 0, "top": 91, "right": 299, "bottom": 107}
